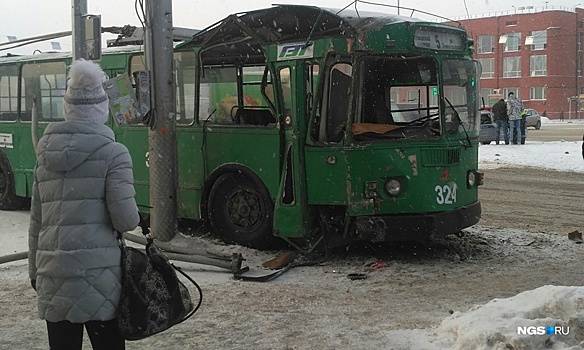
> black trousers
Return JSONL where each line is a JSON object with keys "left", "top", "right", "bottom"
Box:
{"left": 46, "top": 319, "right": 125, "bottom": 350}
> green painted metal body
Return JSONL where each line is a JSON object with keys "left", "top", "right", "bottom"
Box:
{"left": 0, "top": 5, "right": 481, "bottom": 248}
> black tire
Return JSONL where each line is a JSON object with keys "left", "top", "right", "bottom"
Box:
{"left": 207, "top": 172, "right": 278, "bottom": 250}
{"left": 0, "top": 155, "right": 24, "bottom": 210}
{"left": 535, "top": 121, "right": 541, "bottom": 130}
{"left": 481, "top": 141, "right": 491, "bottom": 145}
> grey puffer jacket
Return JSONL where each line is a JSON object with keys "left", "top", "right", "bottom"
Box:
{"left": 28, "top": 121, "right": 139, "bottom": 323}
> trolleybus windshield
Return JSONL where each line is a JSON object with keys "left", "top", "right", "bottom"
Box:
{"left": 354, "top": 56, "right": 440, "bottom": 140}
{"left": 353, "top": 56, "right": 479, "bottom": 141}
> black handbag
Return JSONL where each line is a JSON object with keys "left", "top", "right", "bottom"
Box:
{"left": 117, "top": 231, "right": 202, "bottom": 341}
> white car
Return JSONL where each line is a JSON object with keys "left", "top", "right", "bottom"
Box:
{"left": 523, "top": 108, "right": 542, "bottom": 130}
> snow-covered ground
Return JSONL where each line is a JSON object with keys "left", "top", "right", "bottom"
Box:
{"left": 479, "top": 118, "right": 584, "bottom": 173}
{"left": 1, "top": 119, "right": 583, "bottom": 349}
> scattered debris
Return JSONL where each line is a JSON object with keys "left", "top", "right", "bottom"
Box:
{"left": 233, "top": 264, "right": 293, "bottom": 282}
{"left": 568, "top": 230, "right": 583, "bottom": 244}
{"left": 347, "top": 273, "right": 367, "bottom": 280}
{"left": 262, "top": 251, "right": 296, "bottom": 269}
{"left": 365, "top": 260, "right": 388, "bottom": 269}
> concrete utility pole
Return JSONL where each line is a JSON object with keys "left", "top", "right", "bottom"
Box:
{"left": 144, "top": 0, "right": 178, "bottom": 241}
{"left": 71, "top": 0, "right": 87, "bottom": 61}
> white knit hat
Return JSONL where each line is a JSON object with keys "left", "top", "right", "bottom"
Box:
{"left": 63, "top": 59, "right": 109, "bottom": 123}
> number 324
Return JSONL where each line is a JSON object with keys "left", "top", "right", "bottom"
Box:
{"left": 435, "top": 184, "right": 457, "bottom": 204}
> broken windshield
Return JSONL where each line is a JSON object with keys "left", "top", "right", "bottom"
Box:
{"left": 353, "top": 56, "right": 441, "bottom": 140}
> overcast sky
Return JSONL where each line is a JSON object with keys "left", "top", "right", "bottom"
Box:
{"left": 0, "top": 0, "right": 579, "bottom": 54}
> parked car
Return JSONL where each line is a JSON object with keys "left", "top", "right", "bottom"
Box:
{"left": 479, "top": 110, "right": 500, "bottom": 145}
{"left": 523, "top": 108, "right": 542, "bottom": 130}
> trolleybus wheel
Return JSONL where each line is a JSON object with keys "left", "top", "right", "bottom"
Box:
{"left": 207, "top": 172, "right": 277, "bottom": 250}
{"left": 0, "top": 155, "right": 22, "bottom": 210}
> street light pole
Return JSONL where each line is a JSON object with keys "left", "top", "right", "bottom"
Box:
{"left": 71, "top": 0, "right": 87, "bottom": 61}
{"left": 144, "top": 0, "right": 178, "bottom": 241}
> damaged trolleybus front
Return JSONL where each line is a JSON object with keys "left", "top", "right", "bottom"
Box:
{"left": 175, "top": 5, "right": 482, "bottom": 251}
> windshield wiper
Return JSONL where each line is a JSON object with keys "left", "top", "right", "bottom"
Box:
{"left": 444, "top": 97, "right": 472, "bottom": 148}
{"left": 405, "top": 113, "right": 439, "bottom": 126}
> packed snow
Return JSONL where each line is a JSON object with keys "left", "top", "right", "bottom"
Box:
{"left": 479, "top": 118, "right": 584, "bottom": 173}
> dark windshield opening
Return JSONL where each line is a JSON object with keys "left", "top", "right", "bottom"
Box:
{"left": 354, "top": 56, "right": 441, "bottom": 141}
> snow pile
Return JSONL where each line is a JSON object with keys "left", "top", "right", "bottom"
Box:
{"left": 437, "top": 285, "right": 584, "bottom": 349}
{"left": 479, "top": 140, "right": 584, "bottom": 173}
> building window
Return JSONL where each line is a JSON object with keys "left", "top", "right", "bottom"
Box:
{"left": 504, "top": 88, "right": 519, "bottom": 99}
{"left": 477, "top": 35, "right": 493, "bottom": 54}
{"left": 480, "top": 88, "right": 491, "bottom": 102}
{"left": 578, "top": 32, "right": 582, "bottom": 51}
{"left": 529, "top": 87, "right": 546, "bottom": 100}
{"left": 478, "top": 58, "right": 494, "bottom": 78}
{"left": 527, "top": 30, "right": 547, "bottom": 50}
{"left": 503, "top": 33, "right": 521, "bottom": 52}
{"left": 503, "top": 57, "right": 521, "bottom": 77}
{"left": 578, "top": 54, "right": 582, "bottom": 77}
{"left": 530, "top": 55, "right": 547, "bottom": 76}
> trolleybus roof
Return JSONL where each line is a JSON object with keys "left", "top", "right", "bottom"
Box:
{"left": 175, "top": 4, "right": 434, "bottom": 63}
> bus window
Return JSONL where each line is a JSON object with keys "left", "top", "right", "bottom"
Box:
{"left": 304, "top": 63, "right": 319, "bottom": 125}
{"left": 200, "top": 66, "right": 237, "bottom": 124}
{"left": 174, "top": 51, "right": 195, "bottom": 124}
{"left": 442, "top": 59, "right": 479, "bottom": 133}
{"left": 21, "top": 61, "right": 67, "bottom": 122}
{"left": 0, "top": 65, "right": 20, "bottom": 122}
{"left": 319, "top": 62, "right": 351, "bottom": 142}
{"left": 202, "top": 65, "right": 276, "bottom": 126}
{"left": 130, "top": 55, "right": 146, "bottom": 78}
{"left": 278, "top": 67, "right": 292, "bottom": 124}
{"left": 240, "top": 66, "right": 275, "bottom": 125}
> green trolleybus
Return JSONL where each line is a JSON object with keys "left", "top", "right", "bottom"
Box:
{"left": 0, "top": 5, "right": 482, "bottom": 251}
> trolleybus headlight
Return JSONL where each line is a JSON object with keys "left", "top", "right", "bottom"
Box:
{"left": 467, "top": 170, "right": 476, "bottom": 188}
{"left": 384, "top": 179, "right": 401, "bottom": 196}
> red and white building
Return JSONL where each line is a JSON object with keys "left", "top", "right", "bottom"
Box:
{"left": 450, "top": 7, "right": 584, "bottom": 119}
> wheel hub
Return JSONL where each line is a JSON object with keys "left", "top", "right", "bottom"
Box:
{"left": 227, "top": 188, "right": 261, "bottom": 231}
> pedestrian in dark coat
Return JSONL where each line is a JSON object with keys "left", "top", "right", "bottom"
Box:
{"left": 28, "top": 59, "right": 140, "bottom": 350}
{"left": 492, "top": 98, "right": 509, "bottom": 144}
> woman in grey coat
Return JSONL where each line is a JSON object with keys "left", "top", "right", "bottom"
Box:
{"left": 28, "top": 59, "right": 139, "bottom": 350}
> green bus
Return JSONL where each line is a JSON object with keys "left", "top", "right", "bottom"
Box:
{"left": 0, "top": 5, "right": 483, "bottom": 251}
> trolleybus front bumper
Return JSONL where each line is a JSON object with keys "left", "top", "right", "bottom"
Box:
{"left": 352, "top": 201, "right": 481, "bottom": 242}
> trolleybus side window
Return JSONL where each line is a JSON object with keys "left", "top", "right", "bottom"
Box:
{"left": 174, "top": 51, "right": 195, "bottom": 124}
{"left": 318, "top": 62, "right": 351, "bottom": 142}
{"left": 304, "top": 62, "right": 319, "bottom": 125}
{"left": 278, "top": 67, "right": 292, "bottom": 125}
{"left": 0, "top": 65, "right": 20, "bottom": 122}
{"left": 21, "top": 61, "right": 67, "bottom": 122}
{"left": 201, "top": 65, "right": 276, "bottom": 126}
{"left": 199, "top": 66, "right": 236, "bottom": 124}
